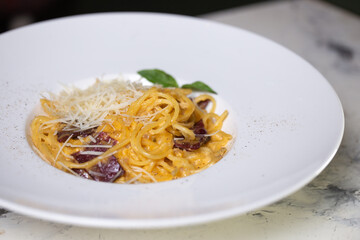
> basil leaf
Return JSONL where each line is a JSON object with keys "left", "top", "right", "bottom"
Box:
{"left": 138, "top": 69, "right": 179, "bottom": 88}
{"left": 181, "top": 81, "right": 217, "bottom": 94}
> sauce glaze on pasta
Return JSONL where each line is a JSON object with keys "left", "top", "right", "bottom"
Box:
{"left": 30, "top": 79, "right": 232, "bottom": 183}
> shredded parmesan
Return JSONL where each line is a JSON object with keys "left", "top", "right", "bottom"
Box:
{"left": 79, "top": 151, "right": 104, "bottom": 156}
{"left": 54, "top": 134, "right": 73, "bottom": 165}
{"left": 61, "top": 152, "right": 75, "bottom": 159}
{"left": 65, "top": 143, "right": 113, "bottom": 148}
{"left": 77, "top": 136, "right": 85, "bottom": 143}
{"left": 93, "top": 126, "right": 106, "bottom": 139}
{"left": 88, "top": 135, "right": 96, "bottom": 143}
{"left": 44, "top": 76, "right": 148, "bottom": 131}
{"left": 58, "top": 162, "right": 80, "bottom": 177}
{"left": 173, "top": 137, "right": 185, "bottom": 141}
{"left": 126, "top": 173, "right": 143, "bottom": 184}
{"left": 109, "top": 170, "right": 123, "bottom": 182}
{"left": 88, "top": 170, "right": 106, "bottom": 177}
{"left": 132, "top": 166, "right": 158, "bottom": 183}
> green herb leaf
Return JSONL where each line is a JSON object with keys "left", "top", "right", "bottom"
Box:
{"left": 181, "top": 81, "right": 217, "bottom": 94}
{"left": 138, "top": 69, "right": 179, "bottom": 88}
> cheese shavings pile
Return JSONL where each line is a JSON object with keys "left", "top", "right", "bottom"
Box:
{"left": 43, "top": 76, "right": 146, "bottom": 131}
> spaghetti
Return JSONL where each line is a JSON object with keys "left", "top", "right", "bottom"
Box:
{"left": 30, "top": 77, "right": 232, "bottom": 183}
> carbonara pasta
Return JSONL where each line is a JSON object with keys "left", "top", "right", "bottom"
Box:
{"left": 30, "top": 76, "right": 232, "bottom": 183}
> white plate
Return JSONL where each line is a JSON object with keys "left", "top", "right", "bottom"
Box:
{"left": 0, "top": 13, "right": 344, "bottom": 228}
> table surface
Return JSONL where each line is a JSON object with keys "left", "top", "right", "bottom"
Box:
{"left": 1, "top": 0, "right": 360, "bottom": 239}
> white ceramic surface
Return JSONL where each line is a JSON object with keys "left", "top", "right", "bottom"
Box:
{"left": 0, "top": 12, "right": 344, "bottom": 228}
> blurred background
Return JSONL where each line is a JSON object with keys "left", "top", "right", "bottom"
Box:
{"left": 0, "top": 0, "right": 359, "bottom": 34}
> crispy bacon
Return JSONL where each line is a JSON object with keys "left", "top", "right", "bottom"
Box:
{"left": 197, "top": 99, "right": 210, "bottom": 110}
{"left": 173, "top": 138, "right": 207, "bottom": 151}
{"left": 192, "top": 120, "right": 207, "bottom": 135}
{"left": 71, "top": 132, "right": 123, "bottom": 182}
{"left": 173, "top": 120, "right": 210, "bottom": 151}
{"left": 71, "top": 132, "right": 117, "bottom": 163}
{"left": 71, "top": 152, "right": 96, "bottom": 164}
{"left": 88, "top": 156, "right": 124, "bottom": 182}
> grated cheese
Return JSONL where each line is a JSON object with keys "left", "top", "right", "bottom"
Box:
{"left": 132, "top": 166, "right": 158, "bottom": 183}
{"left": 79, "top": 151, "right": 105, "bottom": 156}
{"left": 88, "top": 170, "right": 106, "bottom": 177}
{"left": 58, "top": 162, "right": 80, "bottom": 177}
{"left": 54, "top": 134, "right": 73, "bottom": 165}
{"left": 126, "top": 173, "right": 143, "bottom": 184}
{"left": 88, "top": 135, "right": 96, "bottom": 143}
{"left": 44, "top": 76, "right": 148, "bottom": 131}
{"left": 65, "top": 143, "right": 113, "bottom": 148}
{"left": 77, "top": 136, "right": 85, "bottom": 144}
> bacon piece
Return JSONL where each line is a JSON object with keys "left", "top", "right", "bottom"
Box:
{"left": 71, "top": 132, "right": 116, "bottom": 163}
{"left": 57, "top": 127, "right": 97, "bottom": 142}
{"left": 71, "top": 132, "right": 116, "bottom": 159}
{"left": 173, "top": 136, "right": 210, "bottom": 151}
{"left": 72, "top": 152, "right": 96, "bottom": 163}
{"left": 73, "top": 156, "right": 124, "bottom": 182}
{"left": 197, "top": 99, "right": 210, "bottom": 110}
{"left": 173, "top": 120, "right": 210, "bottom": 151}
{"left": 88, "top": 156, "right": 124, "bottom": 182}
{"left": 174, "top": 139, "right": 201, "bottom": 151}
{"left": 192, "top": 120, "right": 207, "bottom": 135}
{"left": 87, "top": 132, "right": 118, "bottom": 152}
{"left": 71, "top": 132, "right": 123, "bottom": 182}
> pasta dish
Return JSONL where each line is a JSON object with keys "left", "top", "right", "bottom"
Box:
{"left": 30, "top": 72, "right": 232, "bottom": 183}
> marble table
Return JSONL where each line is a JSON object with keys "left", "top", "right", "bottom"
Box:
{"left": 1, "top": 0, "right": 359, "bottom": 239}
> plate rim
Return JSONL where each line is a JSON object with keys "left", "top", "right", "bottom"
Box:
{"left": 0, "top": 12, "right": 345, "bottom": 228}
